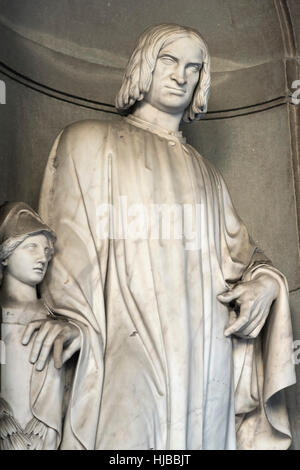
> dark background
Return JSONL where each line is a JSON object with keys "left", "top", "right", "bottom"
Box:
{"left": 0, "top": 0, "right": 299, "bottom": 448}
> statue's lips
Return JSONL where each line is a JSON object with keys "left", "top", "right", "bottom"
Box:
{"left": 165, "top": 86, "right": 186, "bottom": 95}
{"left": 33, "top": 266, "right": 44, "bottom": 274}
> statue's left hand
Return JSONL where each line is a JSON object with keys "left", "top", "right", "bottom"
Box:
{"left": 217, "top": 273, "right": 279, "bottom": 339}
{"left": 21, "top": 319, "right": 81, "bottom": 371}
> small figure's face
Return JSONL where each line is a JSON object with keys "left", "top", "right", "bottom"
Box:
{"left": 2, "top": 234, "right": 51, "bottom": 287}
{"left": 144, "top": 36, "right": 203, "bottom": 115}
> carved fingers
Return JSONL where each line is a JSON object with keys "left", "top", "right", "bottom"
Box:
{"left": 218, "top": 275, "right": 278, "bottom": 339}
{"left": 21, "top": 319, "right": 80, "bottom": 371}
{"left": 224, "top": 301, "right": 267, "bottom": 339}
{"left": 22, "top": 320, "right": 43, "bottom": 346}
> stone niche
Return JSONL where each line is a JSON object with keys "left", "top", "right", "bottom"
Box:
{"left": 0, "top": 0, "right": 299, "bottom": 448}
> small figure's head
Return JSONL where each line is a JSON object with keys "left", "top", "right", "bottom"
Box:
{"left": 115, "top": 23, "right": 210, "bottom": 122}
{"left": 0, "top": 202, "right": 56, "bottom": 287}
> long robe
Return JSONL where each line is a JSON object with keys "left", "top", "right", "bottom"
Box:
{"left": 38, "top": 115, "right": 296, "bottom": 450}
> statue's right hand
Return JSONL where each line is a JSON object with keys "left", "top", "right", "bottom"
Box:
{"left": 21, "top": 319, "right": 81, "bottom": 372}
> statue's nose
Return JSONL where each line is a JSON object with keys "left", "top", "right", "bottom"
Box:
{"left": 171, "top": 71, "right": 187, "bottom": 86}
{"left": 36, "top": 247, "right": 47, "bottom": 264}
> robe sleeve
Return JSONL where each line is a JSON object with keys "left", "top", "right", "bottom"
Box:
{"left": 39, "top": 120, "right": 111, "bottom": 449}
{"left": 213, "top": 166, "right": 296, "bottom": 449}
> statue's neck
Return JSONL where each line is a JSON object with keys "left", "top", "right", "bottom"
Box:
{"left": 132, "top": 101, "right": 183, "bottom": 133}
{"left": 0, "top": 274, "right": 38, "bottom": 309}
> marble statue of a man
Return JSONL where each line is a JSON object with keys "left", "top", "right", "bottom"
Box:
{"left": 37, "top": 24, "right": 295, "bottom": 450}
{"left": 0, "top": 202, "right": 64, "bottom": 449}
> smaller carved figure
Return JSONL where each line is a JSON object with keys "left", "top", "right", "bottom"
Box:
{"left": 0, "top": 201, "right": 63, "bottom": 450}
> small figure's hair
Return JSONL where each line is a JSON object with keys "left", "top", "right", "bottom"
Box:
{"left": 115, "top": 23, "right": 211, "bottom": 122}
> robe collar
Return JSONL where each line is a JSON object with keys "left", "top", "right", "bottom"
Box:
{"left": 125, "top": 114, "right": 186, "bottom": 144}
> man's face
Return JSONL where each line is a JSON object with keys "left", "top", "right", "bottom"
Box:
{"left": 144, "top": 36, "right": 203, "bottom": 115}
{"left": 2, "top": 234, "right": 51, "bottom": 287}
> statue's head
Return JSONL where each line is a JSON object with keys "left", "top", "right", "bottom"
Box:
{"left": 115, "top": 23, "right": 210, "bottom": 122}
{"left": 0, "top": 202, "right": 56, "bottom": 286}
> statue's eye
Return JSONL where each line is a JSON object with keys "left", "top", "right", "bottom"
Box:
{"left": 26, "top": 243, "right": 37, "bottom": 250}
{"left": 159, "top": 56, "right": 175, "bottom": 65}
{"left": 189, "top": 64, "right": 201, "bottom": 73}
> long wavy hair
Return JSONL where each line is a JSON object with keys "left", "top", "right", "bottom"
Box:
{"left": 115, "top": 23, "right": 211, "bottom": 122}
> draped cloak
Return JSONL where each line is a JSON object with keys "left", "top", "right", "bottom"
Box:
{"left": 0, "top": 302, "right": 63, "bottom": 450}
{"left": 38, "top": 115, "right": 296, "bottom": 450}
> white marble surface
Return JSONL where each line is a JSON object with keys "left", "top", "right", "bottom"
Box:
{"left": 36, "top": 24, "right": 296, "bottom": 449}
{"left": 39, "top": 116, "right": 295, "bottom": 449}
